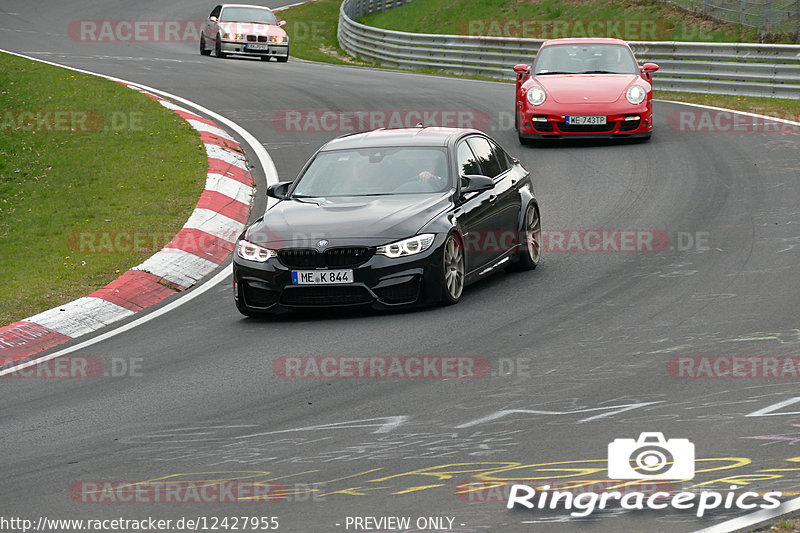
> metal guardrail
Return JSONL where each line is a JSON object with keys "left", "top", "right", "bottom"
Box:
{"left": 654, "top": 0, "right": 800, "bottom": 33}
{"left": 337, "top": 0, "right": 800, "bottom": 99}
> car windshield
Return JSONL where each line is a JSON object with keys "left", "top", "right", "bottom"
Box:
{"left": 219, "top": 6, "right": 277, "bottom": 24}
{"left": 291, "top": 147, "right": 451, "bottom": 197}
{"left": 533, "top": 43, "right": 638, "bottom": 75}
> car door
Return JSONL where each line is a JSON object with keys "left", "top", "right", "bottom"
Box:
{"left": 453, "top": 137, "right": 498, "bottom": 274}
{"left": 205, "top": 5, "right": 222, "bottom": 41}
{"left": 465, "top": 136, "right": 522, "bottom": 263}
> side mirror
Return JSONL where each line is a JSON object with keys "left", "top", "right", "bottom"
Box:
{"left": 279, "top": 20, "right": 287, "bottom": 27}
{"left": 460, "top": 175, "right": 494, "bottom": 195}
{"left": 209, "top": 16, "right": 218, "bottom": 22}
{"left": 267, "top": 181, "right": 292, "bottom": 199}
{"left": 513, "top": 64, "right": 530, "bottom": 74}
{"left": 641, "top": 62, "right": 659, "bottom": 72}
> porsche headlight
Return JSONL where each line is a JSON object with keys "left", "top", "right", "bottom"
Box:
{"left": 626, "top": 85, "right": 647, "bottom": 105}
{"left": 526, "top": 86, "right": 546, "bottom": 106}
{"left": 376, "top": 234, "right": 435, "bottom": 258}
{"left": 237, "top": 240, "right": 276, "bottom": 262}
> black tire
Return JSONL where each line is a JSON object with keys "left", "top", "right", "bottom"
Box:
{"left": 215, "top": 36, "right": 227, "bottom": 58}
{"left": 439, "top": 233, "right": 465, "bottom": 305}
{"left": 200, "top": 36, "right": 211, "bottom": 56}
{"left": 260, "top": 55, "right": 272, "bottom": 61}
{"left": 510, "top": 203, "right": 541, "bottom": 271}
{"left": 276, "top": 50, "right": 289, "bottom": 63}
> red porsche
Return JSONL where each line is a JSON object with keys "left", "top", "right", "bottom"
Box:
{"left": 513, "top": 38, "right": 659, "bottom": 142}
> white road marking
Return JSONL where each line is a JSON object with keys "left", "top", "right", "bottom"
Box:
{"left": 132, "top": 249, "right": 221, "bottom": 288}
{"left": 182, "top": 208, "right": 244, "bottom": 243}
{"left": 27, "top": 297, "right": 135, "bottom": 338}
{"left": 205, "top": 143, "right": 249, "bottom": 169}
{"left": 187, "top": 119, "right": 235, "bottom": 140}
{"left": 691, "top": 495, "right": 800, "bottom": 533}
{"left": 205, "top": 173, "right": 255, "bottom": 204}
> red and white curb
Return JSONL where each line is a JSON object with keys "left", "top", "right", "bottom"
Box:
{"left": 0, "top": 84, "right": 254, "bottom": 366}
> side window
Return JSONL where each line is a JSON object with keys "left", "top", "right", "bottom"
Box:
{"left": 490, "top": 140, "right": 512, "bottom": 173}
{"left": 466, "top": 137, "right": 503, "bottom": 178}
{"left": 210, "top": 5, "right": 222, "bottom": 18}
{"left": 456, "top": 141, "right": 481, "bottom": 177}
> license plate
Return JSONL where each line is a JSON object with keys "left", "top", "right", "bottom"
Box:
{"left": 292, "top": 270, "right": 353, "bottom": 285}
{"left": 246, "top": 43, "right": 269, "bottom": 50}
{"left": 566, "top": 115, "right": 607, "bottom": 125}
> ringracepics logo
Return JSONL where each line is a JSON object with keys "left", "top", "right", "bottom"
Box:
{"left": 506, "top": 432, "right": 782, "bottom": 517}
{"left": 608, "top": 432, "right": 694, "bottom": 480}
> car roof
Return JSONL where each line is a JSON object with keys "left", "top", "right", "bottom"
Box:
{"left": 320, "top": 127, "right": 483, "bottom": 150}
{"left": 541, "top": 37, "right": 630, "bottom": 46}
{"left": 220, "top": 4, "right": 274, "bottom": 10}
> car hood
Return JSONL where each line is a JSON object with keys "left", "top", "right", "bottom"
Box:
{"left": 245, "top": 194, "right": 451, "bottom": 246}
{"left": 218, "top": 22, "right": 286, "bottom": 37}
{"left": 533, "top": 74, "right": 640, "bottom": 104}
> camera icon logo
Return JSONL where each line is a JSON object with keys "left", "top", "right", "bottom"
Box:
{"left": 608, "top": 432, "right": 695, "bottom": 480}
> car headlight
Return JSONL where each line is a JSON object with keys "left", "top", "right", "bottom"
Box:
{"left": 626, "top": 85, "right": 647, "bottom": 105}
{"left": 526, "top": 86, "right": 546, "bottom": 106}
{"left": 237, "top": 240, "right": 276, "bottom": 262}
{"left": 271, "top": 35, "right": 286, "bottom": 43}
{"left": 223, "top": 33, "right": 244, "bottom": 40}
{"left": 376, "top": 234, "right": 435, "bottom": 258}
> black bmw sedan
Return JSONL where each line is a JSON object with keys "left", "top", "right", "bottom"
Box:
{"left": 233, "top": 127, "right": 541, "bottom": 315}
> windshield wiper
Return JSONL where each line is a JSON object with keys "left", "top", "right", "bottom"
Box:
{"left": 535, "top": 71, "right": 574, "bottom": 75}
{"left": 577, "top": 70, "right": 617, "bottom": 74}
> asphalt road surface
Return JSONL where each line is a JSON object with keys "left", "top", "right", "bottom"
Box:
{"left": 2, "top": 1, "right": 800, "bottom": 532}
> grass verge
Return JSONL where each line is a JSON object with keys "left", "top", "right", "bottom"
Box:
{"left": 360, "top": 0, "right": 798, "bottom": 43}
{"left": 0, "top": 53, "right": 207, "bottom": 326}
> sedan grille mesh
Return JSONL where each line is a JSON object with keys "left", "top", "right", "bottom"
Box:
{"left": 278, "top": 248, "right": 373, "bottom": 269}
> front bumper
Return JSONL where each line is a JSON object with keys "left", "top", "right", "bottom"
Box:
{"left": 220, "top": 41, "right": 288, "bottom": 59}
{"left": 518, "top": 103, "right": 653, "bottom": 139}
{"left": 233, "top": 241, "right": 445, "bottom": 313}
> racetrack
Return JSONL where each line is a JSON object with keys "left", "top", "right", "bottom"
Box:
{"left": 2, "top": 1, "right": 800, "bottom": 531}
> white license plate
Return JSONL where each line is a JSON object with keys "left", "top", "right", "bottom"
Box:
{"left": 246, "top": 43, "right": 269, "bottom": 50}
{"left": 292, "top": 270, "right": 353, "bottom": 285}
{"left": 566, "top": 115, "right": 607, "bottom": 125}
